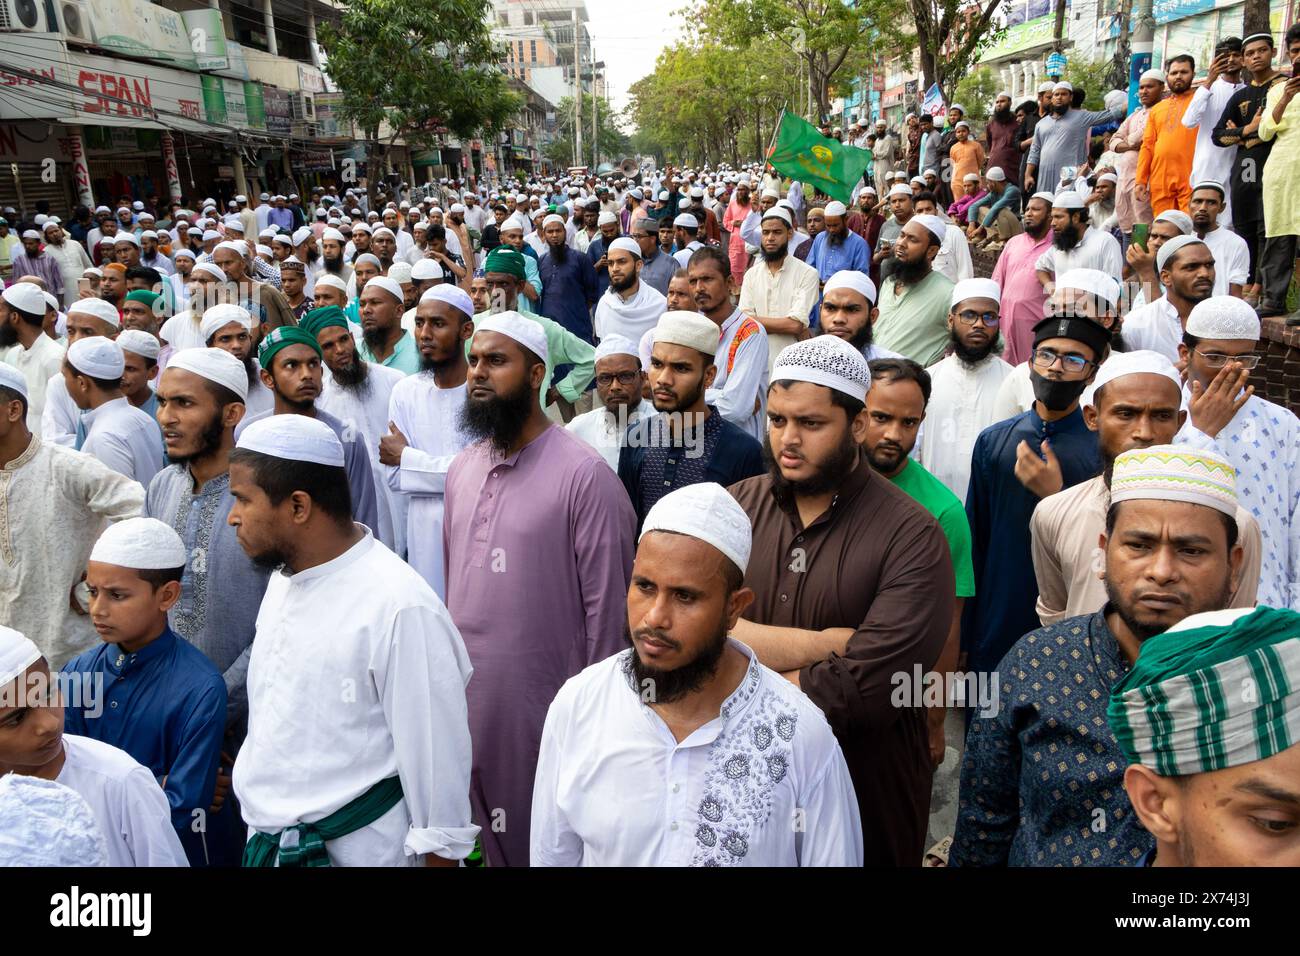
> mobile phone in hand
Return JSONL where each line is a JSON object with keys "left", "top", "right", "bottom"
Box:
{"left": 1132, "top": 223, "right": 1149, "bottom": 251}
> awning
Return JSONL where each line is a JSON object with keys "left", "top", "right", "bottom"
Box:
{"left": 412, "top": 149, "right": 443, "bottom": 167}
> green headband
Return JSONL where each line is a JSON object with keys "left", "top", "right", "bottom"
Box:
{"left": 483, "top": 247, "right": 526, "bottom": 280}
{"left": 257, "top": 325, "right": 322, "bottom": 368}
{"left": 298, "top": 306, "right": 350, "bottom": 340}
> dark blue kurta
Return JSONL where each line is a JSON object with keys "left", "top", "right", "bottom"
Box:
{"left": 961, "top": 406, "right": 1100, "bottom": 675}
{"left": 62, "top": 627, "right": 231, "bottom": 866}
{"left": 539, "top": 247, "right": 599, "bottom": 343}
{"left": 586, "top": 236, "right": 613, "bottom": 300}
{"left": 951, "top": 611, "right": 1153, "bottom": 867}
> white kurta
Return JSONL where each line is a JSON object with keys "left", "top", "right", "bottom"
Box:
{"left": 918, "top": 354, "right": 1016, "bottom": 501}
{"left": 384, "top": 375, "right": 469, "bottom": 599}
{"left": 1182, "top": 77, "right": 1243, "bottom": 225}
{"left": 1122, "top": 295, "right": 1182, "bottom": 364}
{"left": 1177, "top": 394, "right": 1300, "bottom": 610}
{"left": 530, "top": 641, "right": 863, "bottom": 867}
{"left": 593, "top": 281, "right": 667, "bottom": 344}
{"left": 1034, "top": 227, "right": 1124, "bottom": 278}
{"left": 990, "top": 361, "right": 1036, "bottom": 422}
{"left": 3, "top": 334, "right": 64, "bottom": 434}
{"left": 706, "top": 308, "right": 769, "bottom": 442}
{"left": 564, "top": 399, "right": 655, "bottom": 471}
{"left": 159, "top": 311, "right": 208, "bottom": 352}
{"left": 55, "top": 734, "right": 188, "bottom": 867}
{"left": 80, "top": 396, "right": 165, "bottom": 486}
{"left": 932, "top": 226, "right": 975, "bottom": 285}
{"left": 0, "top": 435, "right": 144, "bottom": 667}
{"left": 318, "top": 361, "right": 408, "bottom": 554}
{"left": 45, "top": 240, "right": 93, "bottom": 308}
{"left": 737, "top": 255, "right": 820, "bottom": 372}
{"left": 1201, "top": 226, "right": 1250, "bottom": 296}
{"left": 232, "top": 530, "right": 479, "bottom": 865}
{"left": 39, "top": 374, "right": 78, "bottom": 448}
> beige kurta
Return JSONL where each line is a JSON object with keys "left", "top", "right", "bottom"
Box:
{"left": 1030, "top": 474, "right": 1263, "bottom": 626}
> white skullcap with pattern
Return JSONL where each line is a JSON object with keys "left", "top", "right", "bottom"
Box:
{"left": 772, "top": 334, "right": 872, "bottom": 402}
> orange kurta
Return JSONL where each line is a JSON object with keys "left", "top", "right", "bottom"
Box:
{"left": 1136, "top": 91, "right": 1197, "bottom": 215}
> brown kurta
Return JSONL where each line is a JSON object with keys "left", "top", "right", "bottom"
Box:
{"left": 729, "top": 458, "right": 954, "bottom": 866}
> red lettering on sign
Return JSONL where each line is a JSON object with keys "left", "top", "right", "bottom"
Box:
{"left": 78, "top": 69, "right": 154, "bottom": 117}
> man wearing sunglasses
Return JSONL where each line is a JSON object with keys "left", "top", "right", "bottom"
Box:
{"left": 1177, "top": 296, "right": 1300, "bottom": 610}
{"left": 962, "top": 286, "right": 1110, "bottom": 685}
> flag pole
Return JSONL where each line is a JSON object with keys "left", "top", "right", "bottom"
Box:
{"left": 765, "top": 103, "right": 788, "bottom": 163}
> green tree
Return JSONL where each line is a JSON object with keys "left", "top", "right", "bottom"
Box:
{"left": 909, "top": 0, "right": 1007, "bottom": 106}
{"left": 318, "top": 0, "right": 520, "bottom": 203}
{"left": 1064, "top": 59, "right": 1116, "bottom": 111}
{"left": 951, "top": 66, "right": 1001, "bottom": 123}
{"left": 542, "top": 94, "right": 632, "bottom": 169}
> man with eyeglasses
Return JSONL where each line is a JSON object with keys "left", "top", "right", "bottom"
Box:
{"left": 962, "top": 303, "right": 1109, "bottom": 686}
{"left": 918, "top": 279, "right": 1016, "bottom": 502}
{"left": 1176, "top": 296, "right": 1300, "bottom": 609}
{"left": 1123, "top": 234, "right": 1216, "bottom": 364}
{"left": 565, "top": 336, "right": 656, "bottom": 472}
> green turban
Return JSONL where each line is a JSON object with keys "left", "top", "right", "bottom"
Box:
{"left": 298, "top": 306, "right": 350, "bottom": 340}
{"left": 257, "top": 325, "right": 322, "bottom": 368}
{"left": 124, "top": 289, "right": 162, "bottom": 308}
{"left": 483, "top": 247, "right": 526, "bottom": 280}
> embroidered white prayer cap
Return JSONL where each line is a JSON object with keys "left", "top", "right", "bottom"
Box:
{"left": 314, "top": 274, "right": 348, "bottom": 294}
{"left": 640, "top": 481, "right": 752, "bottom": 575}
{"left": 1155, "top": 234, "right": 1207, "bottom": 273}
{"left": 761, "top": 206, "right": 793, "bottom": 227}
{"left": 117, "top": 329, "right": 160, "bottom": 360}
{"left": 951, "top": 277, "right": 1001, "bottom": 307}
{"left": 387, "top": 262, "right": 413, "bottom": 285}
{"left": 1190, "top": 179, "right": 1226, "bottom": 198}
{"left": 1154, "top": 209, "right": 1193, "bottom": 234}
{"left": 1109, "top": 444, "right": 1238, "bottom": 517}
{"left": 200, "top": 304, "right": 254, "bottom": 342}
{"left": 420, "top": 283, "right": 474, "bottom": 319}
{"left": 1057, "top": 268, "right": 1123, "bottom": 307}
{"left": 673, "top": 213, "right": 699, "bottom": 229}
{"left": 1139, "top": 68, "right": 1166, "bottom": 83}
{"left": 0, "top": 363, "right": 28, "bottom": 401}
{"left": 0, "top": 774, "right": 108, "bottom": 867}
{"left": 596, "top": 211, "right": 619, "bottom": 227}
{"left": 364, "top": 276, "right": 404, "bottom": 303}
{"left": 91, "top": 516, "right": 188, "bottom": 569}
{"left": 291, "top": 226, "right": 314, "bottom": 246}
{"left": 1083, "top": 349, "right": 1182, "bottom": 409}
{"left": 411, "top": 259, "right": 445, "bottom": 281}
{"left": 888, "top": 184, "right": 913, "bottom": 198}
{"left": 911, "top": 214, "right": 947, "bottom": 243}
{"left": 165, "top": 347, "right": 249, "bottom": 402}
{"left": 1053, "top": 81, "right": 1073, "bottom": 92}
{"left": 823, "top": 270, "right": 877, "bottom": 304}
{"left": 279, "top": 255, "right": 306, "bottom": 271}
{"left": 0, "top": 624, "right": 41, "bottom": 688}
{"left": 191, "top": 262, "right": 227, "bottom": 282}
{"left": 772, "top": 334, "right": 872, "bottom": 403}
{"left": 68, "top": 297, "right": 121, "bottom": 328}
{"left": 1052, "top": 191, "right": 1086, "bottom": 209}
{"left": 67, "top": 336, "right": 124, "bottom": 379}
{"left": 1185, "top": 296, "right": 1261, "bottom": 341}
{"left": 608, "top": 237, "right": 642, "bottom": 258}
{"left": 594, "top": 335, "right": 641, "bottom": 363}
{"left": 654, "top": 310, "right": 720, "bottom": 356}
{"left": 1, "top": 282, "right": 47, "bottom": 319}
{"left": 237, "top": 413, "right": 344, "bottom": 467}
{"left": 985, "top": 166, "right": 1007, "bottom": 182}
{"left": 823, "top": 200, "right": 848, "bottom": 217}
{"left": 477, "top": 311, "right": 549, "bottom": 364}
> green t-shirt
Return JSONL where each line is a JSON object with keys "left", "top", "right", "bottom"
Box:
{"left": 889, "top": 458, "right": 975, "bottom": 598}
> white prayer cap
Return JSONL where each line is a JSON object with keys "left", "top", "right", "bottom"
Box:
{"left": 191, "top": 262, "right": 227, "bottom": 282}
{"left": 824, "top": 200, "right": 848, "bottom": 218}
{"left": 420, "top": 283, "right": 474, "bottom": 319}
{"left": 322, "top": 227, "right": 345, "bottom": 243}
{"left": 951, "top": 277, "right": 1001, "bottom": 307}
{"left": 477, "top": 311, "right": 549, "bottom": 364}
{"left": 237, "top": 413, "right": 344, "bottom": 467}
{"left": 629, "top": 189, "right": 645, "bottom": 200}
{"left": 173, "top": 248, "right": 196, "bottom": 261}
{"left": 1190, "top": 179, "right": 1226, "bottom": 198}
{"left": 923, "top": 168, "right": 937, "bottom": 177}
{"left": 117, "top": 329, "right": 160, "bottom": 360}
{"left": 962, "top": 172, "right": 980, "bottom": 183}
{"left": 82, "top": 266, "right": 103, "bottom": 278}
{"left": 279, "top": 255, "right": 305, "bottom": 271}
{"left": 955, "top": 121, "right": 971, "bottom": 131}
{"left": 911, "top": 214, "right": 947, "bottom": 243}
{"left": 41, "top": 218, "right": 60, "bottom": 233}
{"left": 68, "top": 298, "right": 121, "bottom": 328}
{"left": 365, "top": 276, "right": 404, "bottom": 303}
{"left": 0, "top": 774, "right": 109, "bottom": 867}
{"left": 1052, "top": 191, "right": 1086, "bottom": 209}
{"left": 823, "top": 270, "right": 877, "bottom": 304}
{"left": 888, "top": 184, "right": 913, "bottom": 198}
{"left": 201, "top": 230, "right": 222, "bottom": 242}
{"left": 654, "top": 310, "right": 720, "bottom": 356}
{"left": 995, "top": 90, "right": 1012, "bottom": 101}
{"left": 1185, "top": 296, "right": 1261, "bottom": 341}
{"left": 640, "top": 482, "right": 752, "bottom": 576}
{"left": 597, "top": 211, "right": 619, "bottom": 227}
{"left": 0, "top": 363, "right": 28, "bottom": 401}
{"left": 41, "top": 292, "right": 58, "bottom": 315}
{"left": 114, "top": 232, "right": 140, "bottom": 247}
{"left": 450, "top": 203, "right": 468, "bottom": 215}
{"left": 1029, "top": 190, "right": 1059, "bottom": 206}
{"left": 515, "top": 192, "right": 529, "bottom": 203}
{"left": 387, "top": 262, "right": 413, "bottom": 286}
{"left": 90, "top": 517, "right": 187, "bottom": 570}
{"left": 0, "top": 624, "right": 41, "bottom": 688}
{"left": 235, "top": 194, "right": 248, "bottom": 203}
{"left": 761, "top": 187, "right": 781, "bottom": 200}
{"left": 1054, "top": 81, "right": 1074, "bottom": 92}
{"left": 67, "top": 336, "right": 124, "bottom": 379}
{"left": 910, "top": 177, "right": 926, "bottom": 188}
{"left": 165, "top": 347, "right": 249, "bottom": 402}
{"left": 291, "top": 226, "right": 314, "bottom": 246}
{"left": 222, "top": 217, "right": 245, "bottom": 234}
{"left": 314, "top": 274, "right": 348, "bottom": 294}
{"left": 1140, "top": 68, "right": 1166, "bottom": 83}
{"left": 411, "top": 259, "right": 445, "bottom": 281}
{"left": 352, "top": 253, "right": 382, "bottom": 270}
{"left": 594, "top": 335, "right": 641, "bottom": 363}
{"left": 1154, "top": 209, "right": 1193, "bottom": 234}
{"left": 370, "top": 227, "right": 396, "bottom": 240}
{"left": 351, "top": 222, "right": 373, "bottom": 235}
{"left": 1097, "top": 172, "right": 1119, "bottom": 186}
{"left": 761, "top": 206, "right": 793, "bottom": 227}
{"left": 256, "top": 245, "right": 275, "bottom": 258}
{"left": 673, "top": 213, "right": 699, "bottom": 229}
{"left": 215, "top": 240, "right": 247, "bottom": 256}
{"left": 1057, "top": 268, "right": 1123, "bottom": 307}
{"left": 1083, "top": 349, "right": 1182, "bottom": 409}
{"left": 691, "top": 187, "right": 706, "bottom": 198}
{"left": 1037, "top": 81, "right": 1056, "bottom": 93}
{"left": 985, "top": 166, "right": 1007, "bottom": 182}
{"left": 609, "top": 237, "right": 642, "bottom": 258}
{"left": 1155, "top": 234, "right": 1207, "bottom": 273}
{"left": 772, "top": 334, "right": 872, "bottom": 403}
{"left": 200, "top": 304, "right": 254, "bottom": 342}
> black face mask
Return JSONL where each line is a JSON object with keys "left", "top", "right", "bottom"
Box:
{"left": 1030, "top": 369, "right": 1088, "bottom": 411}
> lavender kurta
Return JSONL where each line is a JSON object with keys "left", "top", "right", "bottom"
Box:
{"left": 443, "top": 425, "right": 635, "bottom": 867}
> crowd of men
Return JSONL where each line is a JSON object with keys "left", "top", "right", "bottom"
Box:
{"left": 0, "top": 27, "right": 1298, "bottom": 869}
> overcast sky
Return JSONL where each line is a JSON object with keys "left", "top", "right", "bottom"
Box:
{"left": 587, "top": 0, "right": 689, "bottom": 119}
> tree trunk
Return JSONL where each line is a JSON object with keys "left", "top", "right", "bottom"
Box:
{"left": 1242, "top": 0, "right": 1269, "bottom": 35}
{"left": 1052, "top": 0, "right": 1068, "bottom": 51}
{"left": 1111, "top": 0, "right": 1134, "bottom": 90}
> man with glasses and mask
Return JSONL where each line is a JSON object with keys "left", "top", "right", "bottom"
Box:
{"left": 1176, "top": 296, "right": 1300, "bottom": 609}
{"left": 963, "top": 305, "right": 1109, "bottom": 684}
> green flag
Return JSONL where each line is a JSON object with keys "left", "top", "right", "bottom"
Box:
{"left": 767, "top": 111, "right": 872, "bottom": 205}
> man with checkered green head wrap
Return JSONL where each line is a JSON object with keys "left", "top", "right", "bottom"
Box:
{"left": 1109, "top": 606, "right": 1300, "bottom": 866}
